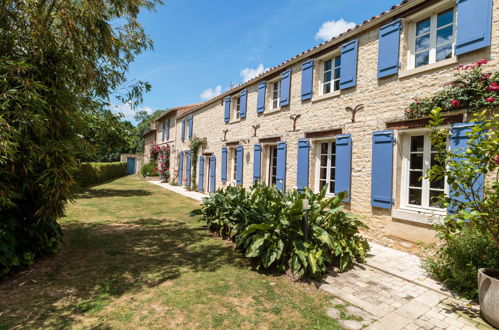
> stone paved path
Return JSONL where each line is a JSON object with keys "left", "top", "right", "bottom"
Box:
{"left": 147, "top": 181, "right": 494, "bottom": 329}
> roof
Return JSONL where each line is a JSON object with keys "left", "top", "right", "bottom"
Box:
{"left": 174, "top": 0, "right": 427, "bottom": 118}
{"left": 155, "top": 103, "right": 204, "bottom": 122}
{"left": 142, "top": 127, "right": 157, "bottom": 137}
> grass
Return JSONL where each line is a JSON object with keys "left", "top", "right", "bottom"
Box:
{"left": 0, "top": 176, "right": 341, "bottom": 329}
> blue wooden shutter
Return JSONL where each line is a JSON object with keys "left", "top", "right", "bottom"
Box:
{"left": 188, "top": 115, "right": 193, "bottom": 139}
{"left": 378, "top": 20, "right": 401, "bottom": 78}
{"left": 301, "top": 60, "right": 314, "bottom": 100}
{"left": 181, "top": 119, "right": 186, "bottom": 141}
{"left": 371, "top": 130, "right": 394, "bottom": 208}
{"left": 449, "top": 123, "right": 484, "bottom": 212}
{"left": 279, "top": 70, "right": 291, "bottom": 107}
{"left": 166, "top": 119, "right": 170, "bottom": 140}
{"left": 198, "top": 156, "right": 204, "bottom": 192}
{"left": 253, "top": 145, "right": 262, "bottom": 183}
{"left": 276, "top": 142, "right": 287, "bottom": 192}
{"left": 455, "top": 0, "right": 492, "bottom": 55}
{"left": 296, "top": 138, "right": 310, "bottom": 191}
{"left": 186, "top": 151, "right": 191, "bottom": 187}
{"left": 240, "top": 89, "right": 247, "bottom": 118}
{"left": 224, "top": 96, "right": 231, "bottom": 123}
{"left": 236, "top": 146, "right": 243, "bottom": 185}
{"left": 162, "top": 121, "right": 166, "bottom": 142}
{"left": 257, "top": 82, "right": 266, "bottom": 113}
{"left": 210, "top": 156, "right": 216, "bottom": 192}
{"left": 178, "top": 152, "right": 184, "bottom": 186}
{"left": 335, "top": 134, "right": 352, "bottom": 202}
{"left": 221, "top": 147, "right": 228, "bottom": 183}
{"left": 339, "top": 39, "right": 359, "bottom": 90}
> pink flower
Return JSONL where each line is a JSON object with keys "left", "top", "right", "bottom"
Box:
{"left": 450, "top": 99, "right": 461, "bottom": 107}
{"left": 476, "top": 59, "right": 488, "bottom": 67}
{"left": 493, "top": 155, "right": 499, "bottom": 166}
{"left": 486, "top": 97, "right": 496, "bottom": 103}
{"left": 488, "top": 82, "right": 499, "bottom": 91}
{"left": 482, "top": 73, "right": 491, "bottom": 80}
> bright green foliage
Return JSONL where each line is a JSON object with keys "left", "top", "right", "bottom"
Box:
{"left": 424, "top": 227, "right": 499, "bottom": 300}
{"left": 192, "top": 184, "right": 369, "bottom": 278}
{"left": 188, "top": 136, "right": 207, "bottom": 190}
{"left": 405, "top": 60, "right": 499, "bottom": 119}
{"left": 0, "top": 0, "right": 161, "bottom": 276}
{"left": 76, "top": 162, "right": 127, "bottom": 187}
{"left": 140, "top": 162, "right": 158, "bottom": 177}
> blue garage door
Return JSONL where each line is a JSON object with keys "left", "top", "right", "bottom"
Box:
{"left": 126, "top": 157, "right": 136, "bottom": 175}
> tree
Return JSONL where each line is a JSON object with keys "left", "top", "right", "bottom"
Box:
{"left": 135, "top": 109, "right": 166, "bottom": 154}
{"left": 0, "top": 0, "right": 162, "bottom": 275}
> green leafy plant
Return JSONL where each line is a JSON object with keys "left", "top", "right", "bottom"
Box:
{"left": 189, "top": 136, "right": 207, "bottom": 189}
{"left": 76, "top": 162, "right": 127, "bottom": 187}
{"left": 192, "top": 184, "right": 369, "bottom": 278}
{"left": 140, "top": 162, "right": 159, "bottom": 177}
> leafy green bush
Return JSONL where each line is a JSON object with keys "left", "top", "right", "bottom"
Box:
{"left": 424, "top": 227, "right": 499, "bottom": 300}
{"left": 140, "top": 162, "right": 158, "bottom": 177}
{"left": 77, "top": 162, "right": 127, "bottom": 187}
{"left": 192, "top": 184, "right": 369, "bottom": 278}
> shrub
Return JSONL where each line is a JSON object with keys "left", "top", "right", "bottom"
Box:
{"left": 424, "top": 227, "right": 499, "bottom": 300}
{"left": 192, "top": 184, "right": 369, "bottom": 278}
{"left": 77, "top": 162, "right": 127, "bottom": 187}
{"left": 140, "top": 162, "right": 159, "bottom": 177}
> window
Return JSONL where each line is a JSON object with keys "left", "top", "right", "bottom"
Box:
{"left": 413, "top": 8, "right": 455, "bottom": 68}
{"left": 402, "top": 133, "right": 447, "bottom": 210}
{"left": 322, "top": 56, "right": 341, "bottom": 95}
{"left": 266, "top": 146, "right": 278, "bottom": 185}
{"left": 316, "top": 141, "right": 336, "bottom": 194}
{"left": 234, "top": 97, "right": 241, "bottom": 120}
{"left": 271, "top": 81, "right": 280, "bottom": 109}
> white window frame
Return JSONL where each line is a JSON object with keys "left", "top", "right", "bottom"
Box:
{"left": 265, "top": 145, "right": 278, "bottom": 186}
{"left": 270, "top": 80, "right": 281, "bottom": 110}
{"left": 229, "top": 147, "right": 237, "bottom": 184}
{"left": 314, "top": 138, "right": 337, "bottom": 196}
{"left": 407, "top": 3, "right": 456, "bottom": 70}
{"left": 400, "top": 130, "right": 449, "bottom": 214}
{"left": 319, "top": 54, "right": 341, "bottom": 96}
{"left": 233, "top": 96, "right": 241, "bottom": 120}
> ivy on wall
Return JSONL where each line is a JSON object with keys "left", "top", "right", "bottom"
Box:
{"left": 189, "top": 136, "right": 207, "bottom": 190}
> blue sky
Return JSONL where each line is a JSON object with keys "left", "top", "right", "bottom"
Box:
{"left": 115, "top": 0, "right": 399, "bottom": 124}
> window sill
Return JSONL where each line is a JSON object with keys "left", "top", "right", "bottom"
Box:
{"left": 399, "top": 57, "right": 458, "bottom": 79}
{"left": 391, "top": 208, "right": 445, "bottom": 225}
{"left": 228, "top": 119, "right": 242, "bottom": 124}
{"left": 263, "top": 107, "right": 282, "bottom": 115}
{"left": 311, "top": 90, "right": 341, "bottom": 103}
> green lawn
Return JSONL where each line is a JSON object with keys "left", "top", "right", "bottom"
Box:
{"left": 0, "top": 176, "right": 344, "bottom": 329}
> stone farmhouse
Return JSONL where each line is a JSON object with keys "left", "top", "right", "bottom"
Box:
{"left": 144, "top": 0, "right": 497, "bottom": 243}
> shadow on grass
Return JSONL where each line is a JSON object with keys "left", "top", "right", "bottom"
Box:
{"left": 0, "top": 216, "right": 245, "bottom": 329}
{"left": 75, "top": 188, "right": 153, "bottom": 199}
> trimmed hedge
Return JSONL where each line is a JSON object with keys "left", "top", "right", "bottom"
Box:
{"left": 77, "top": 162, "right": 127, "bottom": 187}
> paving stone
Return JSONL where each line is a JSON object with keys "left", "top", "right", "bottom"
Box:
{"left": 395, "top": 300, "right": 431, "bottom": 320}
{"left": 345, "top": 305, "right": 375, "bottom": 322}
{"left": 339, "top": 320, "right": 363, "bottom": 330}
{"left": 367, "top": 312, "right": 412, "bottom": 330}
{"left": 326, "top": 308, "right": 341, "bottom": 319}
{"left": 329, "top": 298, "right": 345, "bottom": 306}
{"left": 414, "top": 291, "right": 446, "bottom": 307}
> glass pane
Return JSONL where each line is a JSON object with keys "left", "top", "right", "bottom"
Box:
{"left": 324, "top": 59, "right": 332, "bottom": 71}
{"left": 437, "top": 9, "right": 454, "bottom": 27}
{"left": 429, "top": 190, "right": 444, "bottom": 208}
{"left": 329, "top": 181, "right": 335, "bottom": 194}
{"left": 410, "top": 136, "right": 424, "bottom": 152}
{"left": 331, "top": 142, "right": 336, "bottom": 153}
{"left": 430, "top": 177, "right": 444, "bottom": 189}
{"left": 334, "top": 80, "right": 340, "bottom": 91}
{"left": 436, "top": 25, "right": 453, "bottom": 45}
{"left": 415, "top": 51, "right": 429, "bottom": 68}
{"left": 409, "top": 188, "right": 422, "bottom": 206}
{"left": 320, "top": 167, "right": 327, "bottom": 180}
{"left": 436, "top": 44, "right": 453, "bottom": 62}
{"left": 321, "top": 143, "right": 328, "bottom": 154}
{"left": 334, "top": 67, "right": 341, "bottom": 79}
{"left": 324, "top": 71, "right": 332, "bottom": 83}
{"left": 330, "top": 167, "right": 335, "bottom": 180}
{"left": 410, "top": 153, "right": 423, "bottom": 170}
{"left": 334, "top": 56, "right": 341, "bottom": 67}
{"left": 319, "top": 180, "right": 326, "bottom": 190}
{"left": 416, "top": 35, "right": 430, "bottom": 52}
{"left": 323, "top": 83, "right": 331, "bottom": 94}
{"left": 409, "top": 171, "right": 423, "bottom": 187}
{"left": 431, "top": 153, "right": 444, "bottom": 168}
{"left": 330, "top": 155, "right": 336, "bottom": 167}
{"left": 416, "top": 18, "right": 431, "bottom": 36}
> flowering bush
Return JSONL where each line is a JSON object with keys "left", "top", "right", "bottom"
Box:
{"left": 158, "top": 144, "right": 170, "bottom": 179}
{"left": 405, "top": 60, "right": 499, "bottom": 119}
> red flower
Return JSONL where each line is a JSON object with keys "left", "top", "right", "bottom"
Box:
{"left": 482, "top": 73, "right": 491, "bottom": 80}
{"left": 450, "top": 99, "right": 461, "bottom": 107}
{"left": 492, "top": 155, "right": 499, "bottom": 166}
{"left": 486, "top": 97, "right": 496, "bottom": 103}
{"left": 488, "top": 82, "right": 499, "bottom": 91}
{"left": 476, "top": 59, "right": 488, "bottom": 67}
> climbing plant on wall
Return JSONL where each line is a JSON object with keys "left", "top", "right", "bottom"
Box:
{"left": 189, "top": 137, "right": 207, "bottom": 190}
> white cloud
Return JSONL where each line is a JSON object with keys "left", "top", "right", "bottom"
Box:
{"left": 111, "top": 101, "right": 154, "bottom": 122}
{"left": 315, "top": 19, "right": 356, "bottom": 42}
{"left": 240, "top": 63, "right": 268, "bottom": 83}
{"left": 200, "top": 85, "right": 222, "bottom": 100}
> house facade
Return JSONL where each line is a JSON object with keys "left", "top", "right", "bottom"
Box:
{"left": 147, "top": 0, "right": 498, "bottom": 243}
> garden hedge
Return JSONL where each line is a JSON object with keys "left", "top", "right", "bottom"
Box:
{"left": 77, "top": 162, "right": 127, "bottom": 187}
